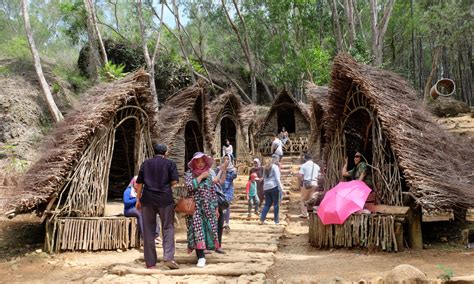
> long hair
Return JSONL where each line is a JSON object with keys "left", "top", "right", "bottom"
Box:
{"left": 263, "top": 157, "right": 273, "bottom": 178}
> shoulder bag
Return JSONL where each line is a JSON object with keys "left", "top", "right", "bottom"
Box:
{"left": 175, "top": 197, "right": 195, "bottom": 215}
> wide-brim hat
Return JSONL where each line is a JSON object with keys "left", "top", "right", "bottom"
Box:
{"left": 187, "top": 152, "right": 214, "bottom": 171}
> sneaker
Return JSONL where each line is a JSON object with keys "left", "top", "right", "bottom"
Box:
{"left": 164, "top": 260, "right": 179, "bottom": 270}
{"left": 258, "top": 220, "right": 265, "bottom": 225}
{"left": 196, "top": 258, "right": 206, "bottom": 268}
{"left": 247, "top": 213, "right": 252, "bottom": 218}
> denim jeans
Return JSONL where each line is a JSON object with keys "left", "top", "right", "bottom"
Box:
{"left": 248, "top": 195, "right": 260, "bottom": 215}
{"left": 260, "top": 186, "right": 280, "bottom": 224}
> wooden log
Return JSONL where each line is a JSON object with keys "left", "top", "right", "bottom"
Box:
{"left": 407, "top": 207, "right": 423, "bottom": 249}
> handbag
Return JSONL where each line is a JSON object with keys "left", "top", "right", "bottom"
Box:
{"left": 175, "top": 197, "right": 196, "bottom": 215}
{"left": 215, "top": 184, "right": 229, "bottom": 210}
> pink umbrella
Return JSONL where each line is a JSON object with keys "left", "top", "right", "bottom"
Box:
{"left": 317, "top": 180, "right": 372, "bottom": 225}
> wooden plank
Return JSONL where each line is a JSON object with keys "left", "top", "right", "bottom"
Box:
{"left": 364, "top": 204, "right": 409, "bottom": 215}
{"left": 466, "top": 208, "right": 474, "bottom": 222}
{"left": 422, "top": 210, "right": 454, "bottom": 222}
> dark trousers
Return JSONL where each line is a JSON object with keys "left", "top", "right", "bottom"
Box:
{"left": 142, "top": 203, "right": 175, "bottom": 267}
{"left": 196, "top": 249, "right": 205, "bottom": 259}
{"left": 260, "top": 187, "right": 280, "bottom": 224}
{"left": 217, "top": 207, "right": 224, "bottom": 245}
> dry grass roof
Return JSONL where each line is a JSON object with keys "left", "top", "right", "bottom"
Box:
{"left": 326, "top": 53, "right": 474, "bottom": 211}
{"left": 7, "top": 70, "right": 156, "bottom": 215}
{"left": 156, "top": 80, "right": 208, "bottom": 148}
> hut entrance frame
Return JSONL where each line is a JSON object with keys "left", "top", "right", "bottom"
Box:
{"left": 53, "top": 105, "right": 154, "bottom": 219}
{"left": 184, "top": 120, "right": 204, "bottom": 171}
{"left": 220, "top": 116, "right": 237, "bottom": 158}
{"left": 325, "top": 83, "right": 404, "bottom": 206}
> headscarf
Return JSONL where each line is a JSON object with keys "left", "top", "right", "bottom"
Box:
{"left": 223, "top": 154, "right": 235, "bottom": 171}
{"left": 187, "top": 152, "right": 214, "bottom": 177}
{"left": 253, "top": 158, "right": 261, "bottom": 168}
{"left": 129, "top": 176, "right": 138, "bottom": 198}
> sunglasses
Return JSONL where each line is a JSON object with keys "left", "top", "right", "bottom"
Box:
{"left": 354, "top": 155, "right": 361, "bottom": 158}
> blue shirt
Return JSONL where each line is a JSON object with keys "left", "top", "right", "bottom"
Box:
{"left": 123, "top": 186, "right": 136, "bottom": 212}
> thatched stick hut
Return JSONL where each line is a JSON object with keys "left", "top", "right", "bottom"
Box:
{"left": 206, "top": 88, "right": 256, "bottom": 163}
{"left": 324, "top": 53, "right": 474, "bottom": 212}
{"left": 308, "top": 53, "right": 474, "bottom": 250}
{"left": 4, "top": 70, "right": 157, "bottom": 252}
{"left": 156, "top": 80, "right": 209, "bottom": 174}
{"left": 305, "top": 82, "right": 329, "bottom": 160}
{"left": 258, "top": 90, "right": 312, "bottom": 155}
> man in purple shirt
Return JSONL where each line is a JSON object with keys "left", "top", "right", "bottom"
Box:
{"left": 135, "top": 144, "right": 179, "bottom": 270}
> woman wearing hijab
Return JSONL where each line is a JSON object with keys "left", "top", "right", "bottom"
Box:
{"left": 219, "top": 154, "right": 238, "bottom": 230}
{"left": 123, "top": 176, "right": 144, "bottom": 236}
{"left": 249, "top": 158, "right": 264, "bottom": 207}
{"left": 123, "top": 176, "right": 162, "bottom": 243}
{"left": 184, "top": 152, "right": 220, "bottom": 268}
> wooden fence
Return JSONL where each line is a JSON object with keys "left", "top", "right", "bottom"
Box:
{"left": 45, "top": 216, "right": 140, "bottom": 253}
{"left": 258, "top": 133, "right": 310, "bottom": 155}
{"left": 309, "top": 212, "right": 404, "bottom": 252}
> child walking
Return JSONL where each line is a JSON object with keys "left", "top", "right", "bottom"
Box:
{"left": 246, "top": 173, "right": 260, "bottom": 217}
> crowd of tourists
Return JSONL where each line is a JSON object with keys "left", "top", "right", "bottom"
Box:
{"left": 122, "top": 129, "right": 372, "bottom": 269}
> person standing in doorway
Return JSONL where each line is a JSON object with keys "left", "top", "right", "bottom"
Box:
{"left": 279, "top": 127, "right": 289, "bottom": 145}
{"left": 298, "top": 154, "right": 321, "bottom": 218}
{"left": 135, "top": 144, "right": 179, "bottom": 270}
{"left": 222, "top": 138, "right": 234, "bottom": 161}
{"left": 271, "top": 134, "right": 284, "bottom": 162}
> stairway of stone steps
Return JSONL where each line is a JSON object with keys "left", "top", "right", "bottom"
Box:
{"left": 106, "top": 158, "right": 300, "bottom": 282}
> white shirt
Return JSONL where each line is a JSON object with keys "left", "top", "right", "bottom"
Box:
{"left": 299, "top": 160, "right": 320, "bottom": 182}
{"left": 272, "top": 138, "right": 283, "bottom": 156}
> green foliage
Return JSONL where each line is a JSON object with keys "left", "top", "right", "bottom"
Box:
{"left": 436, "top": 264, "right": 454, "bottom": 281}
{"left": 58, "top": 0, "right": 87, "bottom": 45}
{"left": 51, "top": 82, "right": 61, "bottom": 94}
{"left": 0, "top": 145, "right": 28, "bottom": 173}
{"left": 0, "top": 66, "right": 10, "bottom": 75}
{"left": 99, "top": 61, "right": 127, "bottom": 82}
{"left": 190, "top": 58, "right": 206, "bottom": 75}
{"left": 0, "top": 36, "right": 30, "bottom": 58}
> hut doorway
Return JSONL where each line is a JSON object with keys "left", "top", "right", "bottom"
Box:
{"left": 277, "top": 108, "right": 295, "bottom": 133}
{"left": 343, "top": 108, "right": 373, "bottom": 169}
{"left": 185, "top": 120, "right": 203, "bottom": 171}
{"left": 220, "top": 117, "right": 237, "bottom": 158}
{"left": 108, "top": 118, "right": 136, "bottom": 201}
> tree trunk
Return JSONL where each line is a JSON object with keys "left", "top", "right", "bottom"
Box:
{"left": 328, "top": 0, "right": 344, "bottom": 52}
{"left": 21, "top": 0, "right": 63, "bottom": 123}
{"left": 344, "top": 0, "right": 356, "bottom": 49}
{"left": 84, "top": 0, "right": 107, "bottom": 65}
{"left": 83, "top": 0, "right": 100, "bottom": 81}
{"left": 369, "top": 0, "right": 395, "bottom": 66}
{"left": 410, "top": 0, "right": 417, "bottom": 88}
{"left": 137, "top": 0, "right": 160, "bottom": 110}
{"left": 221, "top": 0, "right": 257, "bottom": 103}
{"left": 172, "top": 0, "right": 196, "bottom": 84}
{"left": 423, "top": 46, "right": 441, "bottom": 106}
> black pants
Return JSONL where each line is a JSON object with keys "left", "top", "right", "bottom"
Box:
{"left": 196, "top": 249, "right": 205, "bottom": 259}
{"left": 217, "top": 207, "right": 224, "bottom": 245}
